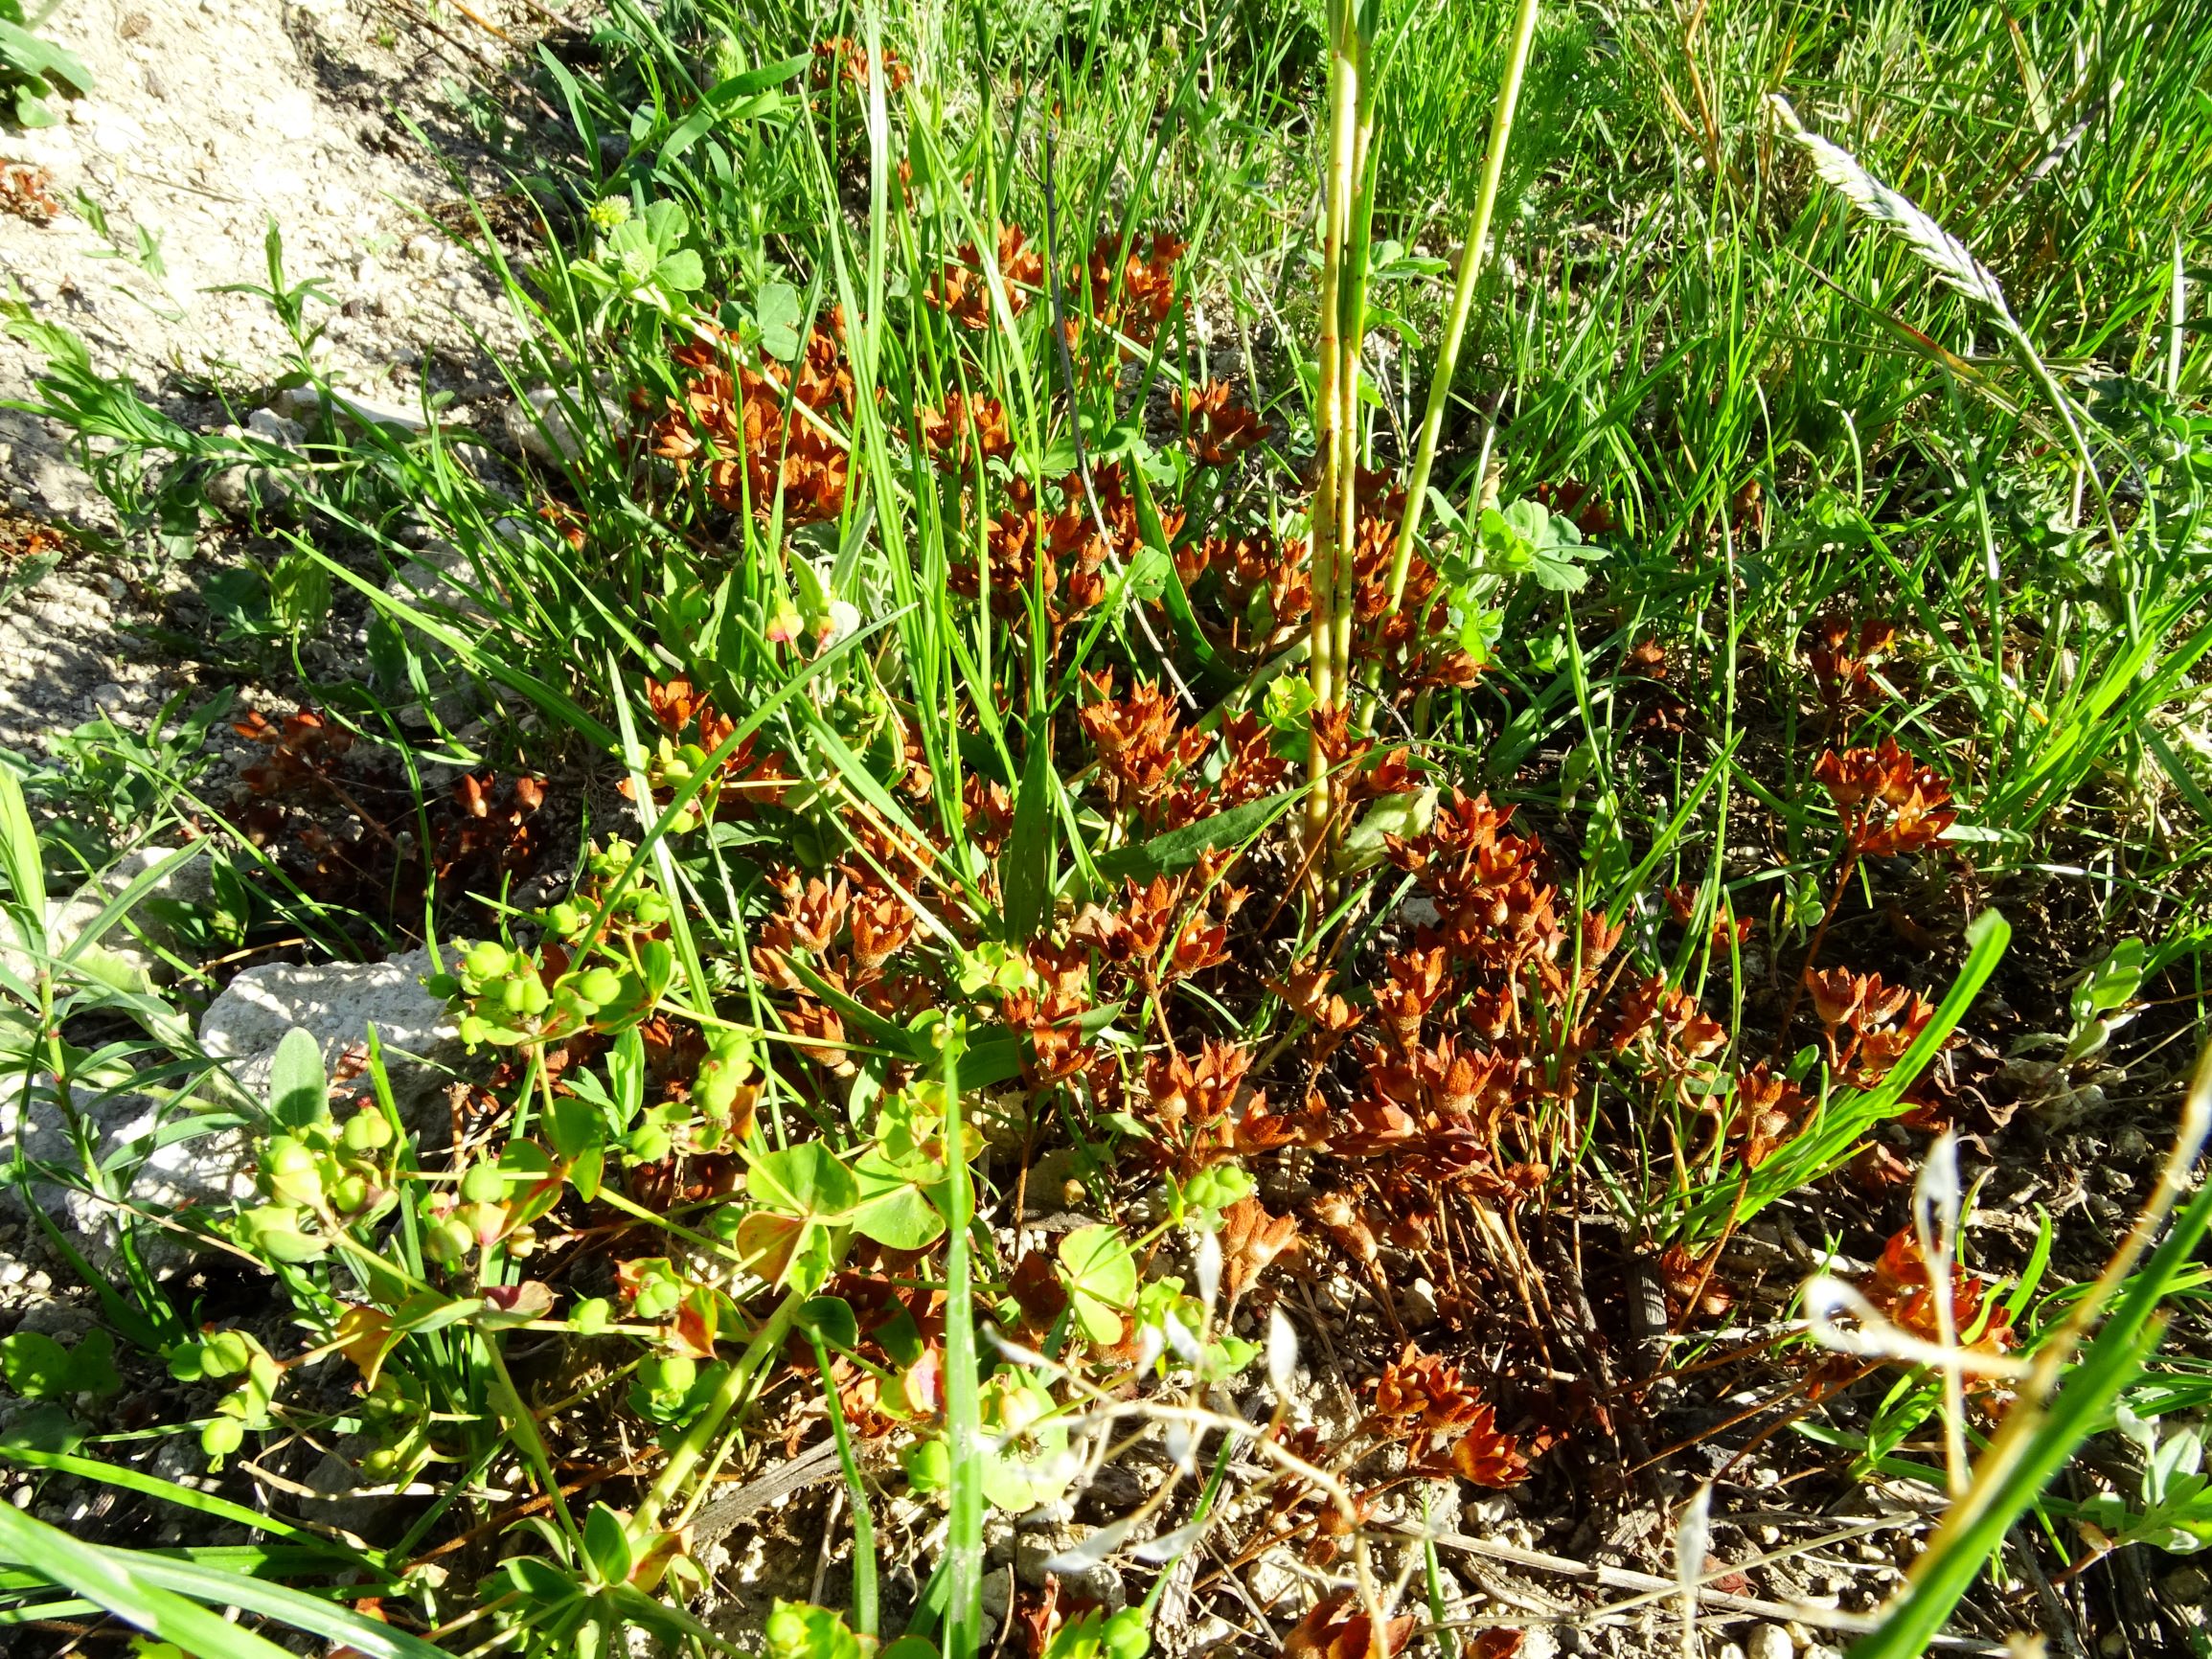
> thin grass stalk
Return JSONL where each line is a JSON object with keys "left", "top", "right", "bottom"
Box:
{"left": 941, "top": 1032, "right": 986, "bottom": 1659}
{"left": 2168, "top": 237, "right": 2187, "bottom": 398}
{"left": 810, "top": 1333, "right": 877, "bottom": 1636}
{"left": 1384, "top": 0, "right": 1541, "bottom": 616}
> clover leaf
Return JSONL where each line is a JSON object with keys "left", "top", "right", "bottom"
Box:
{"left": 1057, "top": 1224, "right": 1137, "bottom": 1346}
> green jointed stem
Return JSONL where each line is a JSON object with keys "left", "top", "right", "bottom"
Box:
{"left": 1384, "top": 0, "right": 1541, "bottom": 615}
{"left": 1331, "top": 61, "right": 1379, "bottom": 717}
{"left": 1307, "top": 0, "right": 1375, "bottom": 857}
{"left": 1305, "top": 11, "right": 1356, "bottom": 850}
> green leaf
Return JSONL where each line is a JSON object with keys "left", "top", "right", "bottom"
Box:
{"left": 266, "top": 1027, "right": 327, "bottom": 1127}
{"left": 639, "top": 198, "right": 689, "bottom": 255}
{"left": 583, "top": 1502, "right": 633, "bottom": 1587}
{"left": 1002, "top": 728, "right": 1057, "bottom": 943}
{"left": 748, "top": 1143, "right": 859, "bottom": 1221}
{"left": 0, "top": 1402, "right": 81, "bottom": 1455}
{"left": 0, "top": 1329, "right": 119, "bottom": 1404}
{"left": 547, "top": 1092, "right": 602, "bottom": 1162}
{"left": 757, "top": 280, "right": 805, "bottom": 361}
{"left": 1129, "top": 468, "right": 1218, "bottom": 671}
{"left": 1058, "top": 1225, "right": 1137, "bottom": 1346}
{"left": 764, "top": 1599, "right": 866, "bottom": 1659}
{"left": 799, "top": 1295, "right": 859, "bottom": 1352}
{"left": 66, "top": 1329, "right": 118, "bottom": 1398}
{"left": 0, "top": 1333, "right": 73, "bottom": 1402}
{"left": 0, "top": 763, "right": 47, "bottom": 955}
{"left": 2073, "top": 938, "right": 2146, "bottom": 1023}
{"left": 1333, "top": 785, "right": 1437, "bottom": 877}
{"left": 852, "top": 1156, "right": 947, "bottom": 1251}
{"left": 1681, "top": 908, "right": 2009, "bottom": 1239}
{"left": 657, "top": 56, "right": 804, "bottom": 164}
{"left": 1262, "top": 672, "right": 1315, "bottom": 733}
{"left": 0, "top": 1443, "right": 344, "bottom": 1556}
{"left": 1093, "top": 786, "right": 1298, "bottom": 883}
{"left": 656, "top": 248, "right": 705, "bottom": 294}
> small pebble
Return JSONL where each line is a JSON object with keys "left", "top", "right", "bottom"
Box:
{"left": 1746, "top": 1625, "right": 1793, "bottom": 1659}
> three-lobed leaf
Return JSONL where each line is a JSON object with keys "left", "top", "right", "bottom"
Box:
{"left": 1057, "top": 1225, "right": 1137, "bottom": 1346}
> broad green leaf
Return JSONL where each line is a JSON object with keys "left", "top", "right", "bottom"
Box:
{"left": 0, "top": 764, "right": 46, "bottom": 953}
{"left": 1058, "top": 1225, "right": 1137, "bottom": 1346}
{"left": 757, "top": 280, "right": 806, "bottom": 360}
{"left": 1093, "top": 787, "right": 1298, "bottom": 883}
{"left": 1333, "top": 786, "right": 1437, "bottom": 876}
{"left": 583, "top": 1503, "right": 633, "bottom": 1587}
{"left": 266, "top": 1027, "right": 327, "bottom": 1127}
{"left": 800, "top": 1296, "right": 859, "bottom": 1352}
{"left": 1002, "top": 727, "right": 1057, "bottom": 943}
{"left": 852, "top": 1154, "right": 947, "bottom": 1251}
{"left": 657, "top": 249, "right": 705, "bottom": 293}
{"left": 748, "top": 1143, "right": 859, "bottom": 1220}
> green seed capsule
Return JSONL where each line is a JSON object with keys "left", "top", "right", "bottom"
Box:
{"left": 265, "top": 1139, "right": 324, "bottom": 1207}
{"left": 646, "top": 1353, "right": 696, "bottom": 1396}
{"left": 466, "top": 941, "right": 511, "bottom": 981}
{"left": 460, "top": 1163, "right": 507, "bottom": 1203}
{"left": 343, "top": 1110, "right": 393, "bottom": 1153}
{"left": 202, "top": 1329, "right": 254, "bottom": 1377}
{"left": 424, "top": 1216, "right": 475, "bottom": 1264}
{"left": 577, "top": 966, "right": 625, "bottom": 1005}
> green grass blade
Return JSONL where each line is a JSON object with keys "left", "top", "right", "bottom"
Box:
{"left": 942, "top": 1030, "right": 984, "bottom": 1658}
{"left": 119, "top": 1550, "right": 454, "bottom": 1659}
{"left": 1676, "top": 908, "right": 2010, "bottom": 1239}
{"left": 0, "top": 1503, "right": 299, "bottom": 1659}
{"left": 0, "top": 1446, "right": 366, "bottom": 1565}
